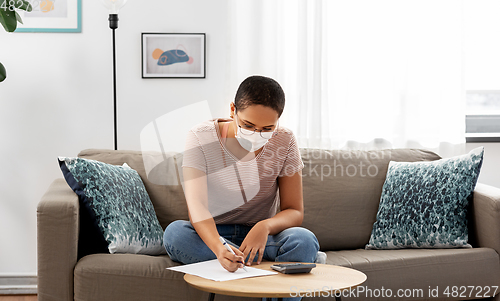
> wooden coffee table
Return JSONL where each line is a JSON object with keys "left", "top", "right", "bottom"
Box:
{"left": 184, "top": 262, "right": 367, "bottom": 301}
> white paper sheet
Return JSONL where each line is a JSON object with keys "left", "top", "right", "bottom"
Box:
{"left": 167, "top": 259, "right": 277, "bottom": 281}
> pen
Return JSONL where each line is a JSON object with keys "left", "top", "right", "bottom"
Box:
{"left": 219, "top": 236, "right": 248, "bottom": 272}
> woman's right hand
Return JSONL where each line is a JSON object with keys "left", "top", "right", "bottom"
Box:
{"left": 216, "top": 244, "right": 246, "bottom": 273}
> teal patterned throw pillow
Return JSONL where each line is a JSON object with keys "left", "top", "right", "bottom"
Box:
{"left": 59, "top": 157, "right": 166, "bottom": 255}
{"left": 366, "top": 147, "right": 484, "bottom": 250}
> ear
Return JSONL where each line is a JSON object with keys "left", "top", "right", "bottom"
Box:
{"left": 230, "top": 102, "right": 236, "bottom": 118}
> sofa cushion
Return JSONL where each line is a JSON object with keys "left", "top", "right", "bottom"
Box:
{"left": 301, "top": 149, "right": 441, "bottom": 251}
{"left": 366, "top": 147, "right": 484, "bottom": 250}
{"left": 326, "top": 248, "right": 500, "bottom": 300}
{"left": 74, "top": 254, "right": 261, "bottom": 301}
{"left": 78, "top": 149, "right": 189, "bottom": 230}
{"left": 59, "top": 157, "right": 166, "bottom": 255}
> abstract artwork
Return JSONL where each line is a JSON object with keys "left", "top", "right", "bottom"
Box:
{"left": 15, "top": 0, "right": 81, "bottom": 33}
{"left": 142, "top": 33, "right": 206, "bottom": 78}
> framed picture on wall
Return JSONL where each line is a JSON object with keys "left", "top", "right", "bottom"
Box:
{"left": 15, "top": 0, "right": 82, "bottom": 33}
{"left": 142, "top": 33, "right": 206, "bottom": 79}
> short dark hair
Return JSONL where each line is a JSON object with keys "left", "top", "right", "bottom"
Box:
{"left": 234, "top": 75, "right": 285, "bottom": 117}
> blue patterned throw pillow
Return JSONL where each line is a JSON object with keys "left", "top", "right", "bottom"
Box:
{"left": 366, "top": 147, "right": 484, "bottom": 250}
{"left": 59, "top": 157, "right": 166, "bottom": 255}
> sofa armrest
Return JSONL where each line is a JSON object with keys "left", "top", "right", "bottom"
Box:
{"left": 37, "top": 178, "right": 79, "bottom": 301}
{"left": 470, "top": 183, "right": 500, "bottom": 254}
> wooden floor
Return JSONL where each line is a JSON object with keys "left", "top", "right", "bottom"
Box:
{"left": 0, "top": 296, "right": 37, "bottom": 301}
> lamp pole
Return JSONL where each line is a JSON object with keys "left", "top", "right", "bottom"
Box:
{"left": 109, "top": 14, "right": 118, "bottom": 150}
{"left": 100, "top": 0, "right": 128, "bottom": 150}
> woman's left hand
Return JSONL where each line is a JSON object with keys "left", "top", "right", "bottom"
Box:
{"left": 239, "top": 221, "right": 269, "bottom": 266}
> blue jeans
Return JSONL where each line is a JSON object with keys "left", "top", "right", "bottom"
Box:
{"left": 164, "top": 220, "right": 320, "bottom": 301}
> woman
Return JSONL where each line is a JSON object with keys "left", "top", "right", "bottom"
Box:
{"left": 164, "top": 75, "right": 324, "bottom": 300}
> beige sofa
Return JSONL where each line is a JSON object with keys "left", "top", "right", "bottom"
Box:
{"left": 37, "top": 148, "right": 500, "bottom": 301}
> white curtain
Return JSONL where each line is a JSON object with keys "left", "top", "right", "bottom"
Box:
{"left": 226, "top": 0, "right": 465, "bottom": 157}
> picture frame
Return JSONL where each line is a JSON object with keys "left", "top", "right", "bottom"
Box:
{"left": 142, "top": 33, "right": 206, "bottom": 79}
{"left": 15, "top": 0, "right": 82, "bottom": 33}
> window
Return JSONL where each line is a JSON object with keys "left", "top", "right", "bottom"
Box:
{"left": 464, "top": 0, "right": 500, "bottom": 142}
{"left": 466, "top": 91, "right": 500, "bottom": 142}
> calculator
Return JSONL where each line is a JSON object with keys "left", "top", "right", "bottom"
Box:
{"left": 270, "top": 263, "right": 316, "bottom": 274}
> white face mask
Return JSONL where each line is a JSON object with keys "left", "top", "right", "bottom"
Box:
{"left": 235, "top": 130, "right": 270, "bottom": 152}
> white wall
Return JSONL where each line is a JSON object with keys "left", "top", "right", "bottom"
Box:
{"left": 466, "top": 143, "right": 500, "bottom": 188}
{"left": 0, "top": 0, "right": 231, "bottom": 275}
{"left": 0, "top": 0, "right": 499, "bottom": 277}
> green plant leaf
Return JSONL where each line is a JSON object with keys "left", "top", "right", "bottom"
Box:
{"left": 0, "top": 1, "right": 18, "bottom": 32}
{"left": 0, "top": 62, "right": 6, "bottom": 82}
{"left": 15, "top": 11, "right": 22, "bottom": 24}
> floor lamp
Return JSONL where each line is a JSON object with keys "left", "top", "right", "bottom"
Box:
{"left": 99, "top": 0, "right": 128, "bottom": 150}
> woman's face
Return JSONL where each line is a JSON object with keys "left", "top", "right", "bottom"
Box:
{"left": 230, "top": 103, "right": 280, "bottom": 133}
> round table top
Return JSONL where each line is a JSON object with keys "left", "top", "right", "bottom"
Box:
{"left": 184, "top": 262, "right": 367, "bottom": 298}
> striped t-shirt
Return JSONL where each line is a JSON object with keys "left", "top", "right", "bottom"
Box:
{"left": 182, "top": 118, "right": 304, "bottom": 226}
